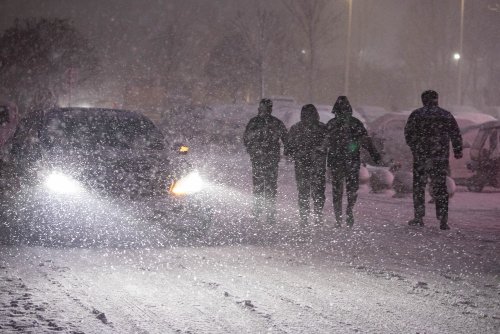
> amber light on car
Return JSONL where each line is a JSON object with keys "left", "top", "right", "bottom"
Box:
{"left": 179, "top": 145, "right": 189, "bottom": 154}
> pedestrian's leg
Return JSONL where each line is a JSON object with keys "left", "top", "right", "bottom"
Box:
{"left": 251, "top": 159, "right": 265, "bottom": 221}
{"left": 295, "top": 161, "right": 311, "bottom": 226}
{"left": 331, "top": 166, "right": 344, "bottom": 226}
{"left": 410, "top": 157, "right": 427, "bottom": 225}
{"left": 345, "top": 164, "right": 360, "bottom": 227}
{"left": 430, "top": 161, "right": 449, "bottom": 229}
{"left": 264, "top": 160, "right": 279, "bottom": 224}
{"left": 311, "top": 165, "right": 326, "bottom": 225}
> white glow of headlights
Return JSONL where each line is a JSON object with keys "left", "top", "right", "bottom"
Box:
{"left": 170, "top": 171, "right": 204, "bottom": 195}
{"left": 44, "top": 171, "right": 84, "bottom": 195}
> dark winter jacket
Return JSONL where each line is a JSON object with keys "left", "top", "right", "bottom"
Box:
{"left": 323, "top": 116, "right": 381, "bottom": 168}
{"left": 285, "top": 105, "right": 327, "bottom": 165}
{"left": 243, "top": 114, "right": 287, "bottom": 159}
{"left": 404, "top": 106, "right": 463, "bottom": 161}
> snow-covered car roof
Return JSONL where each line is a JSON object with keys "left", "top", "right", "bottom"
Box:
{"left": 354, "top": 105, "right": 391, "bottom": 124}
{"left": 451, "top": 111, "right": 497, "bottom": 124}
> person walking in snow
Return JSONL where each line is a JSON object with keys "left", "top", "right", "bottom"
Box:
{"left": 285, "top": 104, "right": 327, "bottom": 227}
{"left": 323, "top": 96, "right": 382, "bottom": 227}
{"left": 243, "top": 98, "right": 288, "bottom": 224}
{"left": 404, "top": 90, "right": 463, "bottom": 230}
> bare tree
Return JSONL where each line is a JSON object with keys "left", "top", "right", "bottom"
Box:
{"left": 204, "top": 32, "right": 258, "bottom": 103}
{"left": 398, "top": 0, "right": 500, "bottom": 107}
{"left": 0, "top": 18, "right": 99, "bottom": 114}
{"left": 232, "top": 2, "right": 286, "bottom": 100}
{"left": 462, "top": 0, "right": 500, "bottom": 106}
{"left": 143, "top": 0, "right": 216, "bottom": 98}
{"left": 146, "top": 1, "right": 194, "bottom": 94}
{"left": 397, "top": 0, "right": 459, "bottom": 106}
{"left": 280, "top": 0, "right": 337, "bottom": 102}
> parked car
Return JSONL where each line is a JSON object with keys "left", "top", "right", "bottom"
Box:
{"left": 354, "top": 105, "right": 390, "bottom": 124}
{"left": 0, "top": 107, "right": 212, "bottom": 246}
{"left": 466, "top": 120, "right": 500, "bottom": 192}
{"left": 367, "top": 111, "right": 496, "bottom": 183}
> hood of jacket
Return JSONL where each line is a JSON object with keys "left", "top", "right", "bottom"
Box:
{"left": 332, "top": 96, "right": 353, "bottom": 121}
{"left": 300, "top": 104, "right": 319, "bottom": 124}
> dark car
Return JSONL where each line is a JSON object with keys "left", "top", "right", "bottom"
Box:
{"left": 466, "top": 120, "right": 500, "bottom": 192}
{"left": 0, "top": 107, "right": 212, "bottom": 246}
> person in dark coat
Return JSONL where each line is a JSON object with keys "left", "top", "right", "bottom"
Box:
{"left": 404, "top": 90, "right": 463, "bottom": 230}
{"left": 285, "top": 104, "right": 327, "bottom": 227}
{"left": 243, "top": 98, "right": 288, "bottom": 224}
{"left": 323, "top": 96, "right": 382, "bottom": 227}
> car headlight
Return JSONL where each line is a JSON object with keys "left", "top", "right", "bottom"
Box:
{"left": 170, "top": 171, "right": 204, "bottom": 196}
{"left": 44, "top": 171, "right": 84, "bottom": 195}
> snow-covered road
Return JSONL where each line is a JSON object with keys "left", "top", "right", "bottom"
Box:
{"left": 0, "top": 150, "right": 499, "bottom": 333}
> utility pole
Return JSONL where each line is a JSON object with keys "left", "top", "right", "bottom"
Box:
{"left": 344, "top": 0, "right": 353, "bottom": 96}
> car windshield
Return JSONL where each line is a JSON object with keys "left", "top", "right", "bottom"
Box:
{"left": 41, "top": 109, "right": 165, "bottom": 150}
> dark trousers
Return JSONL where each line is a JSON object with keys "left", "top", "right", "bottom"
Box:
{"left": 330, "top": 162, "right": 360, "bottom": 222}
{"left": 412, "top": 156, "right": 449, "bottom": 222}
{"left": 251, "top": 155, "right": 279, "bottom": 222}
{"left": 294, "top": 159, "right": 326, "bottom": 223}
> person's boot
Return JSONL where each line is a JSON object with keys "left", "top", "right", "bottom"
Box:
{"left": 334, "top": 212, "right": 342, "bottom": 228}
{"left": 439, "top": 217, "right": 450, "bottom": 230}
{"left": 346, "top": 210, "right": 354, "bottom": 227}
{"left": 440, "top": 222, "right": 450, "bottom": 230}
{"left": 346, "top": 196, "right": 356, "bottom": 227}
{"left": 438, "top": 210, "right": 449, "bottom": 230}
{"left": 408, "top": 217, "right": 424, "bottom": 226}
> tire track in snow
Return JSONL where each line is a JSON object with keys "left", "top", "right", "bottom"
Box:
{"left": 36, "top": 249, "right": 276, "bottom": 333}
{"left": 0, "top": 255, "right": 112, "bottom": 333}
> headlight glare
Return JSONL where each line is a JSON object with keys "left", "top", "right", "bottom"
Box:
{"left": 170, "top": 171, "right": 204, "bottom": 195}
{"left": 44, "top": 171, "right": 84, "bottom": 195}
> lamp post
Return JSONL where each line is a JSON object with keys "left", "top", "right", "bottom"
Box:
{"left": 344, "top": 0, "right": 353, "bottom": 96}
{"left": 457, "top": 0, "right": 465, "bottom": 105}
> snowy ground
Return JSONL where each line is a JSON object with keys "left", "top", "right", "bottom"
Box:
{"left": 0, "top": 148, "right": 499, "bottom": 333}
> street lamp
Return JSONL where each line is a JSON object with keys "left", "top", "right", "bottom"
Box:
{"left": 344, "top": 0, "right": 353, "bottom": 96}
{"left": 457, "top": 0, "right": 465, "bottom": 105}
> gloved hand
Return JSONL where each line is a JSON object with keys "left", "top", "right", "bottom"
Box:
{"left": 372, "top": 153, "right": 383, "bottom": 166}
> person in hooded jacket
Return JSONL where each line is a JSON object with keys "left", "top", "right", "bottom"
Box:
{"left": 323, "top": 96, "right": 382, "bottom": 227}
{"left": 243, "top": 98, "right": 288, "bottom": 224}
{"left": 404, "top": 90, "right": 463, "bottom": 230}
{"left": 285, "top": 104, "right": 327, "bottom": 227}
